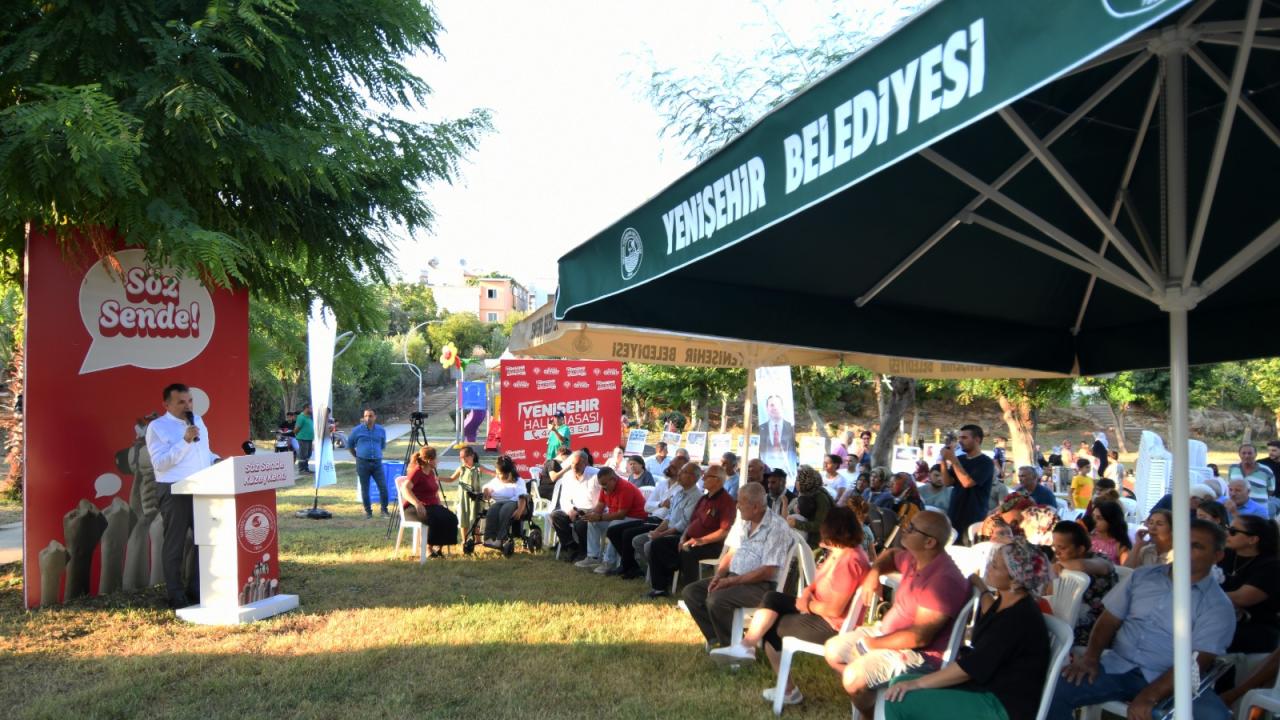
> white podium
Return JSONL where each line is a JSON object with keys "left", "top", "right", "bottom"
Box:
{"left": 172, "top": 452, "right": 300, "bottom": 624}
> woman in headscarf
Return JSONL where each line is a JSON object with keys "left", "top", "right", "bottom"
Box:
{"left": 787, "top": 465, "right": 833, "bottom": 549}
{"left": 973, "top": 495, "right": 1034, "bottom": 543}
{"left": 881, "top": 538, "right": 1052, "bottom": 720}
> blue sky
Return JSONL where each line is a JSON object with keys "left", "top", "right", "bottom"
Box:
{"left": 397, "top": 0, "right": 926, "bottom": 301}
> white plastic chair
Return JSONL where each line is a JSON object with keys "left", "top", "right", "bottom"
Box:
{"left": 772, "top": 587, "right": 869, "bottom": 715}
{"left": 946, "top": 527, "right": 958, "bottom": 547}
{"left": 1239, "top": 665, "right": 1280, "bottom": 719}
{"left": 873, "top": 608, "right": 1074, "bottom": 720}
{"left": 533, "top": 479, "right": 563, "bottom": 557}
{"left": 1119, "top": 497, "right": 1139, "bottom": 524}
{"left": 1050, "top": 568, "right": 1090, "bottom": 629}
{"left": 639, "top": 485, "right": 655, "bottom": 503}
{"left": 966, "top": 521, "right": 985, "bottom": 544}
{"left": 944, "top": 545, "right": 981, "bottom": 578}
{"left": 941, "top": 591, "right": 981, "bottom": 665}
{"left": 390, "top": 476, "right": 427, "bottom": 565}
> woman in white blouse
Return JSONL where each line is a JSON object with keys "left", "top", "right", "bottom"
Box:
{"left": 481, "top": 455, "right": 529, "bottom": 550}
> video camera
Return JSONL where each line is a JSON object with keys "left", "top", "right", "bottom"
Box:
{"left": 410, "top": 411, "right": 428, "bottom": 426}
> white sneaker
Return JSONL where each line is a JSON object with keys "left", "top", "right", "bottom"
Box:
{"left": 761, "top": 686, "right": 804, "bottom": 705}
{"left": 574, "top": 557, "right": 601, "bottom": 568}
{"left": 709, "top": 644, "right": 757, "bottom": 666}
{"left": 592, "top": 563, "right": 614, "bottom": 574}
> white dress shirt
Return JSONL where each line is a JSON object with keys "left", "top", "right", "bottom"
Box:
{"left": 145, "top": 411, "right": 214, "bottom": 484}
{"left": 558, "top": 466, "right": 600, "bottom": 511}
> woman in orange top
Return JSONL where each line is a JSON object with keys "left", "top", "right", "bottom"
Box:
{"left": 401, "top": 446, "right": 458, "bottom": 556}
{"left": 709, "top": 506, "right": 871, "bottom": 707}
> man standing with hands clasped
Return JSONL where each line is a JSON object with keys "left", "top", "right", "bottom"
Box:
{"left": 348, "top": 408, "right": 389, "bottom": 519}
{"left": 145, "top": 383, "right": 215, "bottom": 610}
{"left": 547, "top": 410, "right": 571, "bottom": 460}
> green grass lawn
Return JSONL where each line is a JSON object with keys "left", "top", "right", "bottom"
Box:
{"left": 0, "top": 464, "right": 850, "bottom": 720}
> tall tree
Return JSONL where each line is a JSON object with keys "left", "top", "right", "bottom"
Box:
{"left": 0, "top": 1, "right": 490, "bottom": 327}
{"left": 955, "top": 379, "right": 1073, "bottom": 467}
{"left": 1246, "top": 359, "right": 1280, "bottom": 436}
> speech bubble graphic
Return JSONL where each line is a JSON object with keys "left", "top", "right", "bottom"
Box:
{"left": 78, "top": 249, "right": 216, "bottom": 374}
{"left": 94, "top": 473, "right": 122, "bottom": 499}
{"left": 189, "top": 386, "right": 210, "bottom": 417}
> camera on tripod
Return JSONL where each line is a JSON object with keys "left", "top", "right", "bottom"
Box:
{"left": 410, "top": 411, "right": 428, "bottom": 425}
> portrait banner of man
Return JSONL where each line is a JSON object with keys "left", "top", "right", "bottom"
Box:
{"left": 754, "top": 366, "right": 797, "bottom": 478}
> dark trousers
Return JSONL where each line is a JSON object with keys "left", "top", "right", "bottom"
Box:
{"left": 484, "top": 500, "right": 520, "bottom": 542}
{"left": 297, "top": 439, "right": 313, "bottom": 471}
{"left": 681, "top": 574, "right": 774, "bottom": 647}
{"left": 156, "top": 482, "right": 198, "bottom": 605}
{"left": 758, "top": 590, "right": 838, "bottom": 651}
{"left": 549, "top": 509, "right": 586, "bottom": 556}
{"left": 648, "top": 536, "right": 722, "bottom": 594}
{"left": 356, "top": 457, "right": 386, "bottom": 514}
{"left": 607, "top": 519, "right": 659, "bottom": 572}
{"left": 406, "top": 503, "right": 459, "bottom": 546}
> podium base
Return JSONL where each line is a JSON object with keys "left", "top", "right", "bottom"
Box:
{"left": 176, "top": 594, "right": 300, "bottom": 625}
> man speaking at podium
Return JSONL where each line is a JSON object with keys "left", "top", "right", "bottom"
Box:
{"left": 145, "top": 382, "right": 214, "bottom": 610}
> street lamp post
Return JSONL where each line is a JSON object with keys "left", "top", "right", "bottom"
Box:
{"left": 393, "top": 320, "right": 440, "bottom": 414}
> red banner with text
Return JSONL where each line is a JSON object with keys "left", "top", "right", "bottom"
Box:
{"left": 23, "top": 229, "right": 249, "bottom": 608}
{"left": 499, "top": 359, "right": 622, "bottom": 476}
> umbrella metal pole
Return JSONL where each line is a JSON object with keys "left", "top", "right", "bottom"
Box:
{"left": 1168, "top": 305, "right": 1192, "bottom": 720}
{"left": 743, "top": 370, "right": 755, "bottom": 467}
{"left": 1164, "top": 39, "right": 1192, "bottom": 720}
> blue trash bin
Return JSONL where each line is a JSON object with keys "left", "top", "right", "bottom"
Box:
{"left": 357, "top": 461, "right": 403, "bottom": 505}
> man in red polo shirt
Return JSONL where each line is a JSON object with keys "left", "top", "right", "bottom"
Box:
{"left": 644, "top": 464, "right": 736, "bottom": 598}
{"left": 581, "top": 467, "right": 648, "bottom": 574}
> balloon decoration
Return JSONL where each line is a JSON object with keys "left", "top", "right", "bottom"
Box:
{"left": 439, "top": 343, "right": 461, "bottom": 370}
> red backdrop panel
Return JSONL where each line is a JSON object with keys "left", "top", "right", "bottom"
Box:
{"left": 23, "top": 229, "right": 249, "bottom": 608}
{"left": 499, "top": 359, "right": 622, "bottom": 477}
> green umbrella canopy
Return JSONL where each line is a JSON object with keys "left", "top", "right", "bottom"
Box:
{"left": 555, "top": 0, "right": 1280, "bottom": 377}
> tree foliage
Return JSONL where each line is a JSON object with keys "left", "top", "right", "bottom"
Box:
{"left": 0, "top": 0, "right": 490, "bottom": 328}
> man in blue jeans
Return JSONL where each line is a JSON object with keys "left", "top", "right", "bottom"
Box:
{"left": 1047, "top": 519, "right": 1236, "bottom": 720}
{"left": 348, "top": 408, "right": 388, "bottom": 519}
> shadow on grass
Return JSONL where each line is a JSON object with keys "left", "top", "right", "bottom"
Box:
{"left": 2, "top": 639, "right": 849, "bottom": 720}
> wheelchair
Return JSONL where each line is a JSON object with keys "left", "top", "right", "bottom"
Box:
{"left": 460, "top": 484, "right": 543, "bottom": 557}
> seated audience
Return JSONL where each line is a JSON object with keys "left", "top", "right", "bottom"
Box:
{"left": 788, "top": 465, "right": 834, "bottom": 549}
{"left": 1219, "top": 513, "right": 1280, "bottom": 654}
{"left": 480, "top": 455, "right": 529, "bottom": 549}
{"left": 625, "top": 453, "right": 655, "bottom": 488}
{"left": 630, "top": 461, "right": 702, "bottom": 580}
{"left": 1050, "top": 520, "right": 1119, "bottom": 646}
{"left": 876, "top": 472, "right": 925, "bottom": 517}
{"left": 645, "top": 465, "right": 734, "bottom": 598}
{"left": 1226, "top": 477, "right": 1271, "bottom": 520}
{"left": 1048, "top": 519, "right": 1236, "bottom": 720}
{"left": 1197, "top": 499, "right": 1231, "bottom": 528}
{"left": 974, "top": 515, "right": 1016, "bottom": 545}
{"left": 745, "top": 458, "right": 770, "bottom": 488}
{"left": 682, "top": 483, "right": 794, "bottom": 648}
{"left": 1088, "top": 500, "right": 1131, "bottom": 566}
{"left": 549, "top": 450, "right": 600, "bottom": 563}
{"left": 1126, "top": 509, "right": 1173, "bottom": 568}
{"left": 710, "top": 507, "right": 871, "bottom": 707}
{"left": 881, "top": 538, "right": 1051, "bottom": 720}
{"left": 917, "top": 464, "right": 952, "bottom": 512}
{"left": 721, "top": 451, "right": 741, "bottom": 499}
{"left": 822, "top": 453, "right": 852, "bottom": 503}
{"left": 765, "top": 468, "right": 795, "bottom": 515}
{"left": 845, "top": 495, "right": 880, "bottom": 564}
{"left": 825, "top": 510, "right": 971, "bottom": 719}
{"left": 1015, "top": 464, "right": 1057, "bottom": 507}
{"left": 644, "top": 441, "right": 671, "bottom": 477}
{"left": 400, "top": 446, "right": 458, "bottom": 556}
{"left": 579, "top": 466, "right": 647, "bottom": 573}
{"left": 605, "top": 445, "right": 629, "bottom": 476}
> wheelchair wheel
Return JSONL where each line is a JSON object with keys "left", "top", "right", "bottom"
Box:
{"left": 501, "top": 539, "right": 515, "bottom": 557}
{"left": 463, "top": 538, "right": 475, "bottom": 555}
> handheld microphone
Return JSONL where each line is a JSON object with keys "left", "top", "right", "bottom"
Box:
{"left": 184, "top": 410, "right": 200, "bottom": 442}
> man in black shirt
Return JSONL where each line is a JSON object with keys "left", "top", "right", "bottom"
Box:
{"left": 942, "top": 423, "right": 995, "bottom": 545}
{"left": 1261, "top": 440, "right": 1280, "bottom": 496}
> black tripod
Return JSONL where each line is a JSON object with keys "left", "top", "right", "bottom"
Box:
{"left": 386, "top": 412, "right": 429, "bottom": 538}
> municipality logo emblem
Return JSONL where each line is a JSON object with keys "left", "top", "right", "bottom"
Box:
{"left": 1101, "top": 0, "right": 1172, "bottom": 18}
{"left": 620, "top": 228, "right": 643, "bottom": 280}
